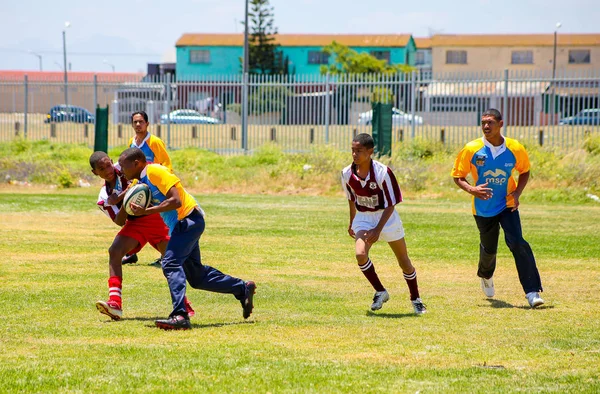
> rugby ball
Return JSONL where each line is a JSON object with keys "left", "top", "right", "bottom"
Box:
{"left": 123, "top": 183, "right": 151, "bottom": 216}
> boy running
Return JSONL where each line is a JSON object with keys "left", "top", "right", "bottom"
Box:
{"left": 341, "top": 133, "right": 426, "bottom": 314}
{"left": 118, "top": 147, "right": 256, "bottom": 330}
{"left": 90, "top": 151, "right": 194, "bottom": 320}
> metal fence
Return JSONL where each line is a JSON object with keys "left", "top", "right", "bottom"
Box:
{"left": 1, "top": 69, "right": 599, "bottom": 154}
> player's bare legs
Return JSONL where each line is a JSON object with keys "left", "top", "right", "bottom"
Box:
{"left": 109, "top": 235, "right": 139, "bottom": 277}
{"left": 97, "top": 235, "right": 139, "bottom": 320}
{"left": 354, "top": 230, "right": 372, "bottom": 265}
{"left": 355, "top": 230, "right": 388, "bottom": 310}
{"left": 388, "top": 238, "right": 414, "bottom": 274}
{"left": 389, "top": 237, "right": 426, "bottom": 314}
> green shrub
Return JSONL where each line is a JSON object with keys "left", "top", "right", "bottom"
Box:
{"left": 583, "top": 134, "right": 600, "bottom": 156}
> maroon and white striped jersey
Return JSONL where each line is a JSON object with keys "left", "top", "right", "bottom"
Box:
{"left": 341, "top": 159, "right": 402, "bottom": 212}
{"left": 97, "top": 166, "right": 129, "bottom": 222}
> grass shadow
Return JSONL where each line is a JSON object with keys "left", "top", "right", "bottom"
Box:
{"left": 485, "top": 299, "right": 515, "bottom": 308}
{"left": 366, "top": 311, "right": 417, "bottom": 319}
{"left": 136, "top": 320, "right": 256, "bottom": 329}
{"left": 485, "top": 299, "right": 555, "bottom": 310}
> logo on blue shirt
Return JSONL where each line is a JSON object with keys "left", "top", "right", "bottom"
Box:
{"left": 475, "top": 154, "right": 487, "bottom": 166}
{"left": 483, "top": 169, "right": 507, "bottom": 185}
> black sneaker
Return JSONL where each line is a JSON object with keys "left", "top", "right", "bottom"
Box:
{"left": 122, "top": 253, "right": 138, "bottom": 265}
{"left": 412, "top": 298, "right": 427, "bottom": 315}
{"left": 155, "top": 315, "right": 191, "bottom": 330}
{"left": 150, "top": 257, "right": 162, "bottom": 267}
{"left": 241, "top": 281, "right": 256, "bottom": 319}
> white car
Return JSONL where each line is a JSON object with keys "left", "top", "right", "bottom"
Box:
{"left": 160, "top": 109, "right": 220, "bottom": 124}
{"left": 358, "top": 108, "right": 424, "bottom": 126}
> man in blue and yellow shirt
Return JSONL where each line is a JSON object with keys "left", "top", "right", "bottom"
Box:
{"left": 129, "top": 111, "right": 172, "bottom": 172}
{"left": 119, "top": 147, "right": 256, "bottom": 330}
{"left": 451, "top": 109, "right": 544, "bottom": 308}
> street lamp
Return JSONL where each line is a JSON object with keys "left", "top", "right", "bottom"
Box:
{"left": 552, "top": 22, "right": 561, "bottom": 80}
{"left": 241, "top": 0, "right": 250, "bottom": 151}
{"left": 63, "top": 21, "right": 71, "bottom": 105}
{"left": 103, "top": 59, "right": 115, "bottom": 72}
{"left": 28, "top": 50, "right": 42, "bottom": 71}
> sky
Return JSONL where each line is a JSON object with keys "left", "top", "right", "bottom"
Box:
{"left": 1, "top": 0, "right": 598, "bottom": 73}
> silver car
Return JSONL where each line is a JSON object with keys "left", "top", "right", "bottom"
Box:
{"left": 358, "top": 108, "right": 424, "bottom": 126}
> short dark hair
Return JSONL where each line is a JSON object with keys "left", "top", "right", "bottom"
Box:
{"left": 89, "top": 151, "right": 109, "bottom": 169}
{"left": 482, "top": 108, "right": 503, "bottom": 121}
{"left": 353, "top": 133, "right": 374, "bottom": 149}
{"left": 119, "top": 147, "right": 147, "bottom": 163}
{"left": 131, "top": 111, "right": 149, "bottom": 123}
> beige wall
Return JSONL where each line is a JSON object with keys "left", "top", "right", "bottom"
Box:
{"left": 432, "top": 46, "right": 600, "bottom": 76}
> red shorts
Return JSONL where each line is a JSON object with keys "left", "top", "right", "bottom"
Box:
{"left": 118, "top": 213, "right": 170, "bottom": 255}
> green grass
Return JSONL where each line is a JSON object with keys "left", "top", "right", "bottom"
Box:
{"left": 1, "top": 191, "right": 599, "bottom": 392}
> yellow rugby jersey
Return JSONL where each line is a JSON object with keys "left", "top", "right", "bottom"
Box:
{"left": 451, "top": 137, "right": 530, "bottom": 217}
{"left": 129, "top": 133, "right": 172, "bottom": 172}
{"left": 139, "top": 164, "right": 201, "bottom": 232}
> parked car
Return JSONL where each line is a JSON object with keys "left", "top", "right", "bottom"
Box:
{"left": 45, "top": 105, "right": 95, "bottom": 123}
{"left": 160, "top": 109, "right": 220, "bottom": 124}
{"left": 358, "top": 107, "right": 424, "bottom": 126}
{"left": 559, "top": 109, "right": 600, "bottom": 125}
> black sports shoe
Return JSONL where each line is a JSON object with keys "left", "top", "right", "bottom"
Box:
{"left": 150, "top": 257, "right": 162, "bottom": 267}
{"left": 122, "top": 253, "right": 138, "bottom": 265}
{"left": 155, "top": 315, "right": 191, "bottom": 330}
{"left": 241, "top": 281, "right": 256, "bottom": 319}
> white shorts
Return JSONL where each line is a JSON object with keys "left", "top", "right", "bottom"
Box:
{"left": 352, "top": 209, "right": 405, "bottom": 243}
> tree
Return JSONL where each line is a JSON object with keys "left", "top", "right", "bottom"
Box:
{"left": 320, "top": 41, "right": 413, "bottom": 75}
{"left": 243, "top": 0, "right": 289, "bottom": 75}
{"left": 319, "top": 42, "right": 415, "bottom": 124}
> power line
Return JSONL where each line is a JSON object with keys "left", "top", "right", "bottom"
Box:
{"left": 0, "top": 48, "right": 162, "bottom": 57}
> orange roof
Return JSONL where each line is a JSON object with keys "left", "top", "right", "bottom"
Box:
{"left": 176, "top": 33, "right": 413, "bottom": 47}
{"left": 0, "top": 70, "right": 144, "bottom": 82}
{"left": 431, "top": 34, "right": 600, "bottom": 47}
{"left": 414, "top": 37, "right": 432, "bottom": 49}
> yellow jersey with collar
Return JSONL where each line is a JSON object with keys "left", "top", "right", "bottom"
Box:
{"left": 451, "top": 137, "right": 530, "bottom": 217}
{"left": 129, "top": 133, "right": 172, "bottom": 172}
{"left": 139, "top": 164, "right": 202, "bottom": 233}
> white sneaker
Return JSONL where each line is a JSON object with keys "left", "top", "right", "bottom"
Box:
{"left": 371, "top": 290, "right": 389, "bottom": 311}
{"left": 411, "top": 298, "right": 427, "bottom": 314}
{"left": 480, "top": 277, "right": 495, "bottom": 297}
{"left": 526, "top": 292, "right": 544, "bottom": 308}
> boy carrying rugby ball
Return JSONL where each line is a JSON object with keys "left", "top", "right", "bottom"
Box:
{"left": 90, "top": 151, "right": 195, "bottom": 320}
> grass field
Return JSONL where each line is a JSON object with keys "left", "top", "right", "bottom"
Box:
{"left": 1, "top": 189, "right": 600, "bottom": 392}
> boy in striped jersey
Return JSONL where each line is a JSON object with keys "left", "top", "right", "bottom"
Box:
{"left": 90, "top": 151, "right": 195, "bottom": 320}
{"left": 341, "top": 133, "right": 426, "bottom": 314}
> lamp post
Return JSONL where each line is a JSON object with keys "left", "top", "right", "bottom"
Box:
{"left": 103, "top": 59, "right": 116, "bottom": 72}
{"left": 241, "top": 0, "right": 250, "bottom": 151}
{"left": 63, "top": 21, "right": 71, "bottom": 105}
{"left": 552, "top": 22, "right": 562, "bottom": 80}
{"left": 28, "top": 50, "right": 42, "bottom": 71}
{"left": 551, "top": 22, "right": 561, "bottom": 126}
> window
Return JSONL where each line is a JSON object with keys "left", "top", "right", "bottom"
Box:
{"left": 569, "top": 50, "right": 591, "bottom": 64}
{"left": 370, "top": 50, "right": 391, "bottom": 63}
{"left": 190, "top": 50, "right": 211, "bottom": 64}
{"left": 446, "top": 50, "right": 467, "bottom": 64}
{"left": 307, "top": 51, "right": 329, "bottom": 65}
{"left": 415, "top": 51, "right": 426, "bottom": 66}
{"left": 511, "top": 50, "right": 533, "bottom": 64}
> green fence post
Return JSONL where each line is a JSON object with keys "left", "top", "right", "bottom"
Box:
{"left": 372, "top": 102, "right": 393, "bottom": 156}
{"left": 94, "top": 105, "right": 109, "bottom": 153}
